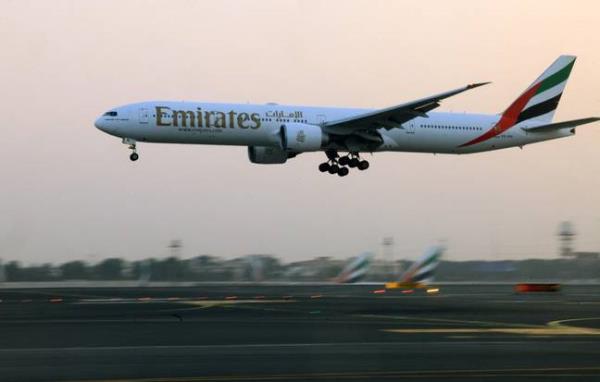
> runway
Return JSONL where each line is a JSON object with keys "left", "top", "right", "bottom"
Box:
{"left": 1, "top": 284, "right": 600, "bottom": 381}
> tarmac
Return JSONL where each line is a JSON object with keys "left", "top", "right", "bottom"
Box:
{"left": 1, "top": 284, "right": 600, "bottom": 381}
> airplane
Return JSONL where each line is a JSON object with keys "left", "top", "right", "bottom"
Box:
{"left": 385, "top": 245, "right": 443, "bottom": 290}
{"left": 95, "top": 55, "right": 599, "bottom": 176}
{"left": 333, "top": 252, "right": 374, "bottom": 283}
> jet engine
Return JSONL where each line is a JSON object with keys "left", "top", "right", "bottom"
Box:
{"left": 247, "top": 146, "right": 289, "bottom": 164}
{"left": 281, "top": 123, "right": 328, "bottom": 152}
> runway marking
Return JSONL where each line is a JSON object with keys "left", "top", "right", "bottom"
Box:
{"left": 385, "top": 327, "right": 600, "bottom": 335}
{"left": 74, "top": 298, "right": 294, "bottom": 307}
{"left": 549, "top": 317, "right": 600, "bottom": 328}
{"left": 181, "top": 299, "right": 294, "bottom": 308}
{"left": 357, "top": 314, "right": 540, "bottom": 328}
{"left": 65, "top": 366, "right": 600, "bottom": 381}
{"left": 383, "top": 316, "right": 600, "bottom": 336}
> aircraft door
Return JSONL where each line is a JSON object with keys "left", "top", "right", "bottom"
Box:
{"left": 139, "top": 108, "right": 149, "bottom": 124}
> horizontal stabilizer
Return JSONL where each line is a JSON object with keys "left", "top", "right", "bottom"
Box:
{"left": 522, "top": 117, "right": 600, "bottom": 132}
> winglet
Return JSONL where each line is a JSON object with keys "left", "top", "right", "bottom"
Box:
{"left": 467, "top": 81, "right": 492, "bottom": 89}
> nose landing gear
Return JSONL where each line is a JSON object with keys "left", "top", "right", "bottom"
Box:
{"left": 123, "top": 138, "right": 139, "bottom": 162}
{"left": 318, "top": 151, "right": 369, "bottom": 176}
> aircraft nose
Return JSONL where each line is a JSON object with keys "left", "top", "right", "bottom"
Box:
{"left": 95, "top": 116, "right": 106, "bottom": 131}
{"left": 95, "top": 116, "right": 114, "bottom": 133}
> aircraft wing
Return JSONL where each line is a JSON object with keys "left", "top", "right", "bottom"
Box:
{"left": 521, "top": 117, "right": 600, "bottom": 132}
{"left": 322, "top": 82, "right": 490, "bottom": 135}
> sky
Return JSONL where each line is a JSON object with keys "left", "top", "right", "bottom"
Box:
{"left": 1, "top": 0, "right": 600, "bottom": 264}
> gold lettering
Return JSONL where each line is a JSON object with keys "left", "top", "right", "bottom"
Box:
{"left": 227, "top": 110, "right": 237, "bottom": 129}
{"left": 204, "top": 111, "right": 213, "bottom": 127}
{"left": 156, "top": 106, "right": 171, "bottom": 127}
{"left": 172, "top": 110, "right": 195, "bottom": 127}
{"left": 250, "top": 113, "right": 261, "bottom": 129}
{"left": 214, "top": 111, "right": 226, "bottom": 128}
{"left": 237, "top": 113, "right": 250, "bottom": 129}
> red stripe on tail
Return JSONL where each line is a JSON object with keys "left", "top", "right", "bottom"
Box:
{"left": 459, "top": 83, "right": 542, "bottom": 147}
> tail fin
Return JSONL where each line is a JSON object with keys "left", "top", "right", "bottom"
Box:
{"left": 505, "top": 55, "right": 576, "bottom": 125}
{"left": 246, "top": 255, "right": 265, "bottom": 282}
{"left": 459, "top": 56, "right": 576, "bottom": 148}
{"left": 335, "top": 252, "right": 374, "bottom": 283}
{"left": 399, "top": 246, "right": 444, "bottom": 285}
{"left": 138, "top": 259, "right": 151, "bottom": 286}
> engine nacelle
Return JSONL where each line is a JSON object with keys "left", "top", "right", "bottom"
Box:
{"left": 281, "top": 123, "right": 327, "bottom": 152}
{"left": 248, "top": 146, "right": 288, "bottom": 164}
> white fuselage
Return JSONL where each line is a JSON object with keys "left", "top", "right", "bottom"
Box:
{"left": 95, "top": 101, "right": 572, "bottom": 154}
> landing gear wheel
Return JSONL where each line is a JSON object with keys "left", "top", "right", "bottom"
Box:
{"left": 349, "top": 158, "right": 359, "bottom": 168}
{"left": 338, "top": 167, "right": 349, "bottom": 177}
{"left": 123, "top": 138, "right": 139, "bottom": 162}
{"left": 358, "top": 160, "right": 369, "bottom": 170}
{"left": 318, "top": 163, "right": 330, "bottom": 172}
{"left": 338, "top": 156, "right": 349, "bottom": 166}
{"left": 328, "top": 164, "right": 339, "bottom": 174}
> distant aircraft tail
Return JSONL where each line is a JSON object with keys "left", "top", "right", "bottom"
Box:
{"left": 247, "top": 255, "right": 265, "bottom": 282}
{"left": 398, "top": 246, "right": 444, "bottom": 285}
{"left": 334, "top": 252, "right": 374, "bottom": 283}
{"left": 0, "top": 259, "right": 5, "bottom": 284}
{"left": 138, "top": 259, "right": 151, "bottom": 286}
{"left": 502, "top": 55, "right": 576, "bottom": 126}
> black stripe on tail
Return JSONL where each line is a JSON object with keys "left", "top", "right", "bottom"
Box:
{"left": 516, "top": 93, "right": 563, "bottom": 124}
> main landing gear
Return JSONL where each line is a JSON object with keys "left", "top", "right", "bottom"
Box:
{"left": 318, "top": 150, "right": 369, "bottom": 176}
{"left": 123, "top": 138, "right": 139, "bottom": 161}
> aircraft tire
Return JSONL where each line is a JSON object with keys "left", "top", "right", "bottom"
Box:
{"left": 130, "top": 153, "right": 139, "bottom": 161}
{"left": 358, "top": 160, "right": 369, "bottom": 170}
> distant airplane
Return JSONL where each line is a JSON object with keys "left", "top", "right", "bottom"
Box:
{"left": 334, "top": 252, "right": 374, "bottom": 283}
{"left": 95, "top": 55, "right": 598, "bottom": 176}
{"left": 385, "top": 246, "right": 444, "bottom": 289}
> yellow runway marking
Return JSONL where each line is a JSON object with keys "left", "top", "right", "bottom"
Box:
{"left": 549, "top": 317, "right": 600, "bottom": 326}
{"left": 181, "top": 299, "right": 294, "bottom": 308}
{"left": 385, "top": 327, "right": 600, "bottom": 335}
{"left": 153, "top": 299, "right": 295, "bottom": 315}
{"left": 384, "top": 316, "right": 600, "bottom": 336}
{"left": 357, "top": 314, "right": 540, "bottom": 328}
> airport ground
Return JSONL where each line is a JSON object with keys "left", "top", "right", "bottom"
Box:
{"left": 1, "top": 284, "right": 600, "bottom": 381}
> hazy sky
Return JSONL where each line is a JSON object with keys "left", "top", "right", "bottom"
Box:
{"left": 1, "top": 0, "right": 600, "bottom": 264}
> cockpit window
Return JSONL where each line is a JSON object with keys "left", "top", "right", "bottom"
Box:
{"left": 103, "top": 111, "right": 118, "bottom": 117}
